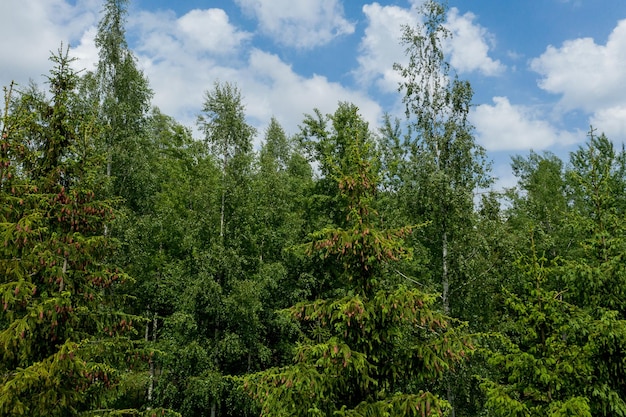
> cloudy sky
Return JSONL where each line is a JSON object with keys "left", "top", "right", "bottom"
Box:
{"left": 2, "top": 0, "right": 626, "bottom": 188}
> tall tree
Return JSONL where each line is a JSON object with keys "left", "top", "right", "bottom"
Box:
{"left": 252, "top": 117, "right": 314, "bottom": 305}
{"left": 115, "top": 108, "right": 218, "bottom": 410}
{"left": 506, "top": 151, "right": 569, "bottom": 261}
{"left": 93, "top": 0, "right": 152, "bottom": 209}
{"left": 482, "top": 130, "right": 626, "bottom": 416}
{"left": 0, "top": 47, "right": 163, "bottom": 417}
{"left": 564, "top": 131, "right": 626, "bottom": 304}
{"left": 198, "top": 81, "right": 255, "bottom": 241}
{"left": 392, "top": 0, "right": 491, "bottom": 317}
{"left": 243, "top": 103, "right": 473, "bottom": 416}
{"left": 89, "top": 1, "right": 162, "bottom": 408}
{"left": 254, "top": 118, "right": 301, "bottom": 263}
{"left": 159, "top": 81, "right": 261, "bottom": 417}
{"left": 560, "top": 130, "right": 626, "bottom": 414}
{"left": 392, "top": 4, "right": 493, "bottom": 414}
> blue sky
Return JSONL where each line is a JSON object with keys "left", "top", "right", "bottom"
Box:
{"left": 2, "top": 0, "right": 626, "bottom": 190}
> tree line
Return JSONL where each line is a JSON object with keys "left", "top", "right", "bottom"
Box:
{"left": 2, "top": 0, "right": 626, "bottom": 416}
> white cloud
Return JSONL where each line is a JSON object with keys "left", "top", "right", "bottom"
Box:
{"left": 243, "top": 50, "right": 382, "bottom": 134}
{"left": 355, "top": 3, "right": 413, "bottom": 93}
{"left": 445, "top": 8, "right": 505, "bottom": 76}
{"left": 233, "top": 0, "right": 354, "bottom": 49}
{"left": 529, "top": 19, "right": 626, "bottom": 142}
{"left": 472, "top": 96, "right": 581, "bottom": 151}
{"left": 124, "top": 8, "right": 253, "bottom": 129}
{"left": 355, "top": 3, "right": 503, "bottom": 98}
{"left": 130, "top": 10, "right": 186, "bottom": 63}
{"left": 530, "top": 19, "right": 626, "bottom": 112}
{"left": 127, "top": 8, "right": 380, "bottom": 140}
{"left": 132, "top": 8, "right": 251, "bottom": 59}
{"left": 0, "top": 0, "right": 376, "bottom": 140}
{"left": 72, "top": 7, "right": 252, "bottom": 84}
{"left": 143, "top": 49, "right": 383, "bottom": 144}
{"left": 176, "top": 9, "right": 252, "bottom": 55}
{"left": 69, "top": 26, "right": 99, "bottom": 73}
{"left": 0, "top": 0, "right": 99, "bottom": 88}
{"left": 591, "top": 106, "right": 626, "bottom": 140}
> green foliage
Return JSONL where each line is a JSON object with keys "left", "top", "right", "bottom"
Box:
{"left": 480, "top": 250, "right": 595, "bottom": 417}
{"left": 506, "top": 151, "right": 569, "bottom": 260}
{"left": 486, "top": 129, "right": 626, "bottom": 416}
{"left": 560, "top": 129, "right": 626, "bottom": 415}
{"left": 199, "top": 81, "right": 255, "bottom": 162}
{"left": 93, "top": 0, "right": 153, "bottom": 209}
{"left": 562, "top": 130, "right": 626, "bottom": 313}
{"left": 391, "top": 0, "right": 492, "bottom": 316}
{"left": 139, "top": 88, "right": 304, "bottom": 417}
{"left": 254, "top": 117, "right": 312, "bottom": 267}
{"left": 482, "top": 234, "right": 626, "bottom": 416}
{"left": 0, "top": 47, "right": 146, "bottom": 417}
{"left": 7, "top": 2, "right": 626, "bottom": 415}
{"left": 243, "top": 103, "right": 472, "bottom": 416}
{"left": 391, "top": 3, "right": 494, "bottom": 412}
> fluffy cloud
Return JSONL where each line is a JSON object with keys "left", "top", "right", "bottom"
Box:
{"left": 233, "top": 0, "right": 354, "bottom": 49}
{"left": 143, "top": 49, "right": 383, "bottom": 143}
{"left": 1, "top": 0, "right": 379, "bottom": 140}
{"left": 72, "top": 8, "right": 252, "bottom": 79}
{"left": 132, "top": 8, "right": 251, "bottom": 59}
{"left": 472, "top": 96, "right": 581, "bottom": 151}
{"left": 69, "top": 26, "right": 99, "bottom": 73}
{"left": 120, "top": 8, "right": 252, "bottom": 129}
{"left": 355, "top": 3, "right": 413, "bottom": 93}
{"left": 591, "top": 106, "right": 626, "bottom": 140}
{"left": 127, "top": 9, "right": 379, "bottom": 139}
{"left": 530, "top": 19, "right": 626, "bottom": 141}
{"left": 0, "top": 0, "right": 99, "bottom": 87}
{"left": 445, "top": 8, "right": 505, "bottom": 76}
{"left": 243, "top": 50, "right": 382, "bottom": 134}
{"left": 355, "top": 3, "right": 503, "bottom": 96}
{"left": 530, "top": 20, "right": 626, "bottom": 112}
{"left": 176, "top": 9, "right": 252, "bottom": 55}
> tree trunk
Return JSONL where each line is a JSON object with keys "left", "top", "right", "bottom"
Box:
{"left": 442, "top": 229, "right": 449, "bottom": 315}
{"left": 220, "top": 152, "right": 227, "bottom": 239}
{"left": 144, "top": 311, "right": 150, "bottom": 342}
{"left": 447, "top": 382, "right": 456, "bottom": 417}
{"left": 60, "top": 257, "right": 67, "bottom": 292}
{"left": 442, "top": 229, "right": 454, "bottom": 417}
{"left": 147, "top": 313, "right": 157, "bottom": 403}
{"left": 220, "top": 188, "right": 225, "bottom": 239}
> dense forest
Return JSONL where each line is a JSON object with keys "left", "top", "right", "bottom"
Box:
{"left": 2, "top": 0, "right": 626, "bottom": 416}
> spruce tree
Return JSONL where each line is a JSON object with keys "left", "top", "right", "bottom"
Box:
{"left": 243, "top": 103, "right": 473, "bottom": 416}
{"left": 480, "top": 250, "right": 595, "bottom": 417}
{"left": 482, "top": 131, "right": 626, "bottom": 416}
{"left": 561, "top": 130, "right": 626, "bottom": 414}
{"left": 0, "top": 48, "right": 164, "bottom": 417}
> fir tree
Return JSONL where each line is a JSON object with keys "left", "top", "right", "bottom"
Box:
{"left": 0, "top": 47, "right": 170, "bottom": 417}
{"left": 243, "top": 103, "right": 473, "bottom": 416}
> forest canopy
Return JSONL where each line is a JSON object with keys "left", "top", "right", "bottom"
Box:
{"left": 2, "top": 1, "right": 626, "bottom": 416}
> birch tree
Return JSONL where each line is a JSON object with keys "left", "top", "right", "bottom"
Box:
{"left": 393, "top": 0, "right": 491, "bottom": 317}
